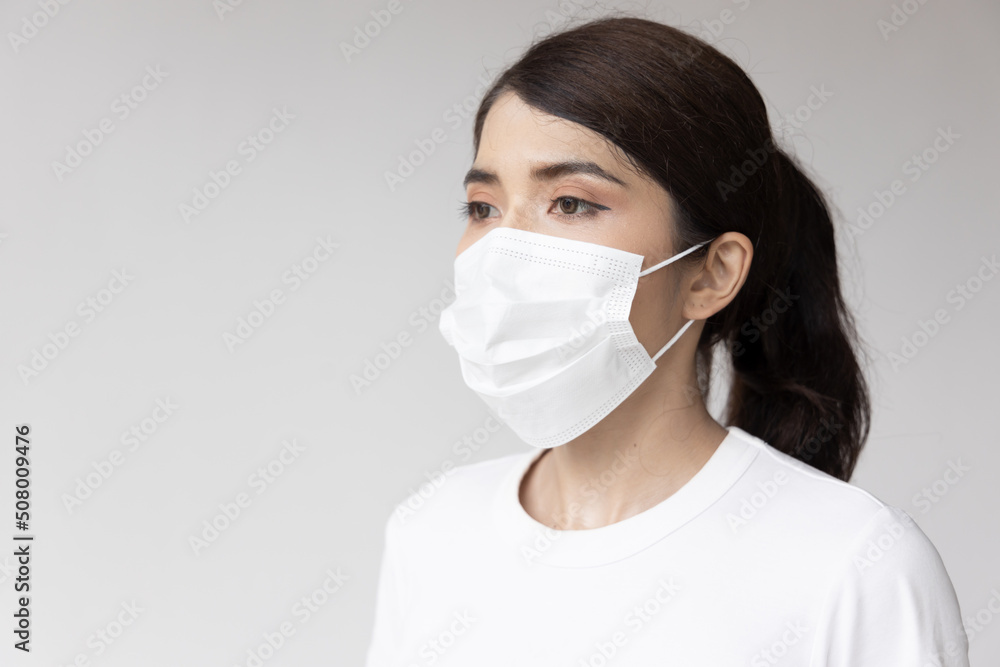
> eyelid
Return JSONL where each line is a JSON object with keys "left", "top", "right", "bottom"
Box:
{"left": 462, "top": 193, "right": 609, "bottom": 222}
{"left": 550, "top": 195, "right": 608, "bottom": 217}
{"left": 463, "top": 200, "right": 500, "bottom": 222}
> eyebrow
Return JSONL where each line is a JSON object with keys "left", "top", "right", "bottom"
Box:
{"left": 462, "top": 159, "right": 628, "bottom": 189}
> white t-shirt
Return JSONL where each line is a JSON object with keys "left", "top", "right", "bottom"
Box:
{"left": 364, "top": 425, "right": 970, "bottom": 666}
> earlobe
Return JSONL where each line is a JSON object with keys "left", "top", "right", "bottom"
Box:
{"left": 682, "top": 232, "right": 753, "bottom": 320}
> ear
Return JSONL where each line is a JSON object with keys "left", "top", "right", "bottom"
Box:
{"left": 681, "top": 232, "right": 753, "bottom": 320}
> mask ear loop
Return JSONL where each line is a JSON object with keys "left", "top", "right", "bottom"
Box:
{"left": 638, "top": 239, "right": 711, "bottom": 277}
{"left": 637, "top": 239, "right": 712, "bottom": 364}
{"left": 651, "top": 319, "right": 696, "bottom": 363}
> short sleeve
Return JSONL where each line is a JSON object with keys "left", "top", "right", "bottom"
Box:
{"left": 364, "top": 506, "right": 408, "bottom": 667}
{"left": 809, "top": 504, "right": 970, "bottom": 666}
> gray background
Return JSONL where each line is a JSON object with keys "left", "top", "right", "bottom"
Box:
{"left": 1, "top": 0, "right": 998, "bottom": 664}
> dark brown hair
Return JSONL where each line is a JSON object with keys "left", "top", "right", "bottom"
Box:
{"left": 470, "top": 15, "right": 871, "bottom": 481}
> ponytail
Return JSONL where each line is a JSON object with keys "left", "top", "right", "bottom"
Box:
{"left": 716, "top": 149, "right": 871, "bottom": 481}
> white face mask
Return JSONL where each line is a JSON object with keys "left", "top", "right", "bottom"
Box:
{"left": 438, "top": 226, "right": 711, "bottom": 449}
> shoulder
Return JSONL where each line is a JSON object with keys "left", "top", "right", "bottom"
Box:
{"left": 723, "top": 427, "right": 920, "bottom": 556}
{"left": 382, "top": 449, "right": 534, "bottom": 541}
{"left": 728, "top": 429, "right": 968, "bottom": 654}
{"left": 727, "top": 427, "right": 962, "bottom": 600}
{"left": 727, "top": 427, "right": 887, "bottom": 518}
{"left": 806, "top": 504, "right": 969, "bottom": 663}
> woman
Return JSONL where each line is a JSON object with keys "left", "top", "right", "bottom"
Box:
{"left": 365, "top": 16, "right": 969, "bottom": 666}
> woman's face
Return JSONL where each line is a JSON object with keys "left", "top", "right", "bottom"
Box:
{"left": 459, "top": 90, "right": 697, "bottom": 354}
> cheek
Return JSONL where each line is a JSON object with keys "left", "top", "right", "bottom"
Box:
{"left": 629, "top": 274, "right": 676, "bottom": 337}
{"left": 456, "top": 228, "right": 484, "bottom": 258}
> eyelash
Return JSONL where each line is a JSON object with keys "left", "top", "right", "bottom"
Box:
{"left": 456, "top": 196, "right": 609, "bottom": 221}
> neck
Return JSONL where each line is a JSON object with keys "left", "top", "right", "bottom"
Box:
{"left": 519, "top": 338, "right": 728, "bottom": 530}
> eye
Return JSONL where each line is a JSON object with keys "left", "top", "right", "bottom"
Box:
{"left": 551, "top": 196, "right": 609, "bottom": 218}
{"left": 457, "top": 200, "right": 499, "bottom": 221}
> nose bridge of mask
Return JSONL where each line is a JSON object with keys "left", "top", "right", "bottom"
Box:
{"left": 635, "top": 239, "right": 711, "bottom": 364}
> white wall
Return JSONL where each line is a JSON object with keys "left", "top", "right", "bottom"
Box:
{"left": 1, "top": 0, "right": 997, "bottom": 664}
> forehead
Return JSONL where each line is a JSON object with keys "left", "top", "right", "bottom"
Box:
{"left": 476, "top": 90, "right": 623, "bottom": 167}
